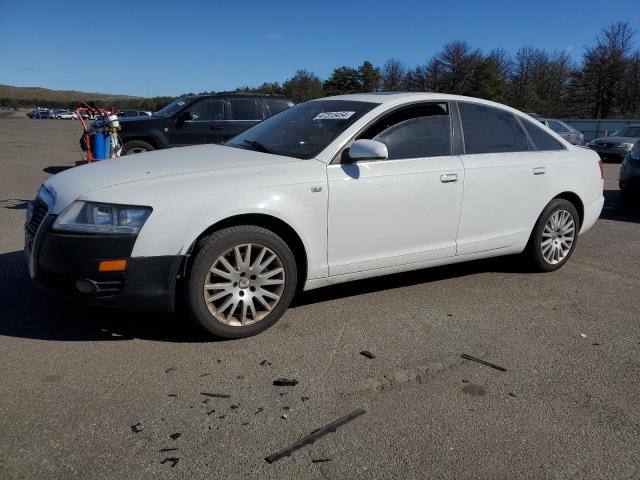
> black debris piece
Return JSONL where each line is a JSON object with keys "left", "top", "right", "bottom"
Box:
{"left": 207, "top": 409, "right": 216, "bottom": 415}
{"left": 265, "top": 408, "right": 366, "bottom": 464}
{"left": 168, "top": 394, "right": 177, "bottom": 398}
{"left": 279, "top": 392, "right": 288, "bottom": 396}
{"left": 241, "top": 422, "right": 249, "bottom": 426}
{"left": 312, "top": 458, "right": 331, "bottom": 463}
{"left": 461, "top": 380, "right": 469, "bottom": 383}
{"left": 283, "top": 406, "right": 291, "bottom": 411}
{"left": 236, "top": 375, "right": 244, "bottom": 380}
{"left": 260, "top": 360, "right": 268, "bottom": 366}
{"left": 202, "top": 398, "right": 210, "bottom": 404}
{"left": 461, "top": 354, "right": 507, "bottom": 372}
{"left": 161, "top": 457, "right": 179, "bottom": 467}
{"left": 200, "top": 392, "right": 231, "bottom": 399}
{"left": 217, "top": 359, "right": 221, "bottom": 363}
{"left": 301, "top": 396, "right": 310, "bottom": 402}
{"left": 273, "top": 378, "right": 298, "bottom": 387}
{"left": 230, "top": 404, "right": 239, "bottom": 410}
{"left": 169, "top": 433, "right": 181, "bottom": 440}
{"left": 131, "top": 423, "right": 143, "bottom": 433}
{"left": 199, "top": 373, "right": 209, "bottom": 377}
{"left": 159, "top": 448, "right": 178, "bottom": 452}
{"left": 447, "top": 313, "right": 453, "bottom": 317}
{"left": 592, "top": 342, "right": 600, "bottom": 346}
{"left": 508, "top": 392, "right": 517, "bottom": 398}
{"left": 219, "top": 415, "right": 226, "bottom": 419}
{"left": 360, "top": 351, "right": 376, "bottom": 359}
{"left": 164, "top": 367, "right": 176, "bottom": 374}
{"left": 255, "top": 407, "right": 264, "bottom": 415}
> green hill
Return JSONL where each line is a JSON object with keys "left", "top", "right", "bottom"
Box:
{"left": 0, "top": 84, "right": 141, "bottom": 103}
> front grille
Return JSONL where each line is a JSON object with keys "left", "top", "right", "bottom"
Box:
{"left": 27, "top": 197, "right": 48, "bottom": 235}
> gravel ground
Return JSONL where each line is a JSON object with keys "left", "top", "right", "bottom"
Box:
{"left": 0, "top": 117, "right": 639, "bottom": 479}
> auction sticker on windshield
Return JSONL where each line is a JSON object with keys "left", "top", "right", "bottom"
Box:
{"left": 313, "top": 111, "right": 355, "bottom": 120}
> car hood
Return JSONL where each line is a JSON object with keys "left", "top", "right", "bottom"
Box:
{"left": 591, "top": 136, "right": 638, "bottom": 144}
{"left": 44, "top": 144, "right": 301, "bottom": 213}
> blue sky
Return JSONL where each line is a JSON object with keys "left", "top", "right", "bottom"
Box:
{"left": 1, "top": 0, "right": 638, "bottom": 97}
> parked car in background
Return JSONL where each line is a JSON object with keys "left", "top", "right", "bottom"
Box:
{"left": 27, "top": 109, "right": 39, "bottom": 118}
{"left": 35, "top": 109, "right": 53, "bottom": 119}
{"left": 588, "top": 124, "right": 640, "bottom": 161}
{"left": 118, "top": 93, "right": 295, "bottom": 154}
{"left": 118, "top": 109, "right": 152, "bottom": 117}
{"left": 619, "top": 147, "right": 640, "bottom": 205}
{"left": 27, "top": 93, "right": 604, "bottom": 338}
{"left": 537, "top": 118, "right": 586, "bottom": 146}
{"left": 55, "top": 110, "right": 77, "bottom": 120}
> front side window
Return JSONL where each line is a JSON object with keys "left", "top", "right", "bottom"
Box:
{"left": 459, "top": 102, "right": 530, "bottom": 154}
{"left": 358, "top": 103, "right": 451, "bottom": 160}
{"left": 547, "top": 120, "right": 567, "bottom": 133}
{"left": 154, "top": 97, "right": 196, "bottom": 118}
{"left": 229, "top": 99, "right": 264, "bottom": 120}
{"left": 266, "top": 99, "right": 294, "bottom": 115}
{"left": 613, "top": 126, "right": 640, "bottom": 137}
{"left": 226, "top": 100, "right": 378, "bottom": 159}
{"left": 521, "top": 120, "right": 565, "bottom": 151}
{"left": 188, "top": 99, "right": 224, "bottom": 121}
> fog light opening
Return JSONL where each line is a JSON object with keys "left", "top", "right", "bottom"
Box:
{"left": 75, "top": 279, "right": 97, "bottom": 294}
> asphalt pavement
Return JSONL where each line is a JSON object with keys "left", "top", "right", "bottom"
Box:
{"left": 0, "top": 117, "right": 639, "bottom": 479}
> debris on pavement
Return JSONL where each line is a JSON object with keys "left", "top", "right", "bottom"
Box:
{"left": 255, "top": 407, "right": 264, "bottom": 415}
{"left": 159, "top": 448, "right": 178, "bottom": 452}
{"left": 508, "top": 392, "right": 517, "bottom": 398}
{"left": 161, "top": 457, "right": 179, "bottom": 467}
{"left": 230, "top": 404, "right": 239, "bottom": 410}
{"left": 281, "top": 414, "right": 288, "bottom": 420}
{"left": 207, "top": 409, "right": 216, "bottom": 415}
{"left": 164, "top": 367, "right": 176, "bottom": 374}
{"left": 301, "top": 396, "right": 310, "bottom": 402}
{"left": 360, "top": 351, "right": 376, "bottom": 359}
{"left": 169, "top": 433, "right": 181, "bottom": 440}
{"left": 260, "top": 360, "right": 272, "bottom": 366}
{"left": 580, "top": 333, "right": 587, "bottom": 338}
{"left": 265, "top": 408, "right": 366, "bottom": 464}
{"left": 200, "top": 392, "right": 231, "bottom": 398}
{"left": 312, "top": 458, "right": 331, "bottom": 463}
{"left": 273, "top": 378, "right": 298, "bottom": 387}
{"left": 130, "top": 423, "right": 143, "bottom": 433}
{"left": 168, "top": 394, "right": 177, "bottom": 398}
{"left": 461, "top": 354, "right": 507, "bottom": 372}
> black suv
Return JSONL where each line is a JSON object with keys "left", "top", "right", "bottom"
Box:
{"left": 119, "top": 94, "right": 294, "bottom": 155}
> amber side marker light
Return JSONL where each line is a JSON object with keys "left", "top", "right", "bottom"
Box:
{"left": 98, "top": 260, "right": 128, "bottom": 272}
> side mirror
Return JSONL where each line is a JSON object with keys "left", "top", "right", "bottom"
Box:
{"left": 346, "top": 139, "right": 388, "bottom": 162}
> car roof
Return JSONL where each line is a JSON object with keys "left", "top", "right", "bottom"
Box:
{"left": 314, "top": 92, "right": 534, "bottom": 118}
{"left": 192, "top": 93, "right": 293, "bottom": 100}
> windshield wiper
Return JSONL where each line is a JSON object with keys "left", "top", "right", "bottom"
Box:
{"left": 243, "top": 139, "right": 273, "bottom": 154}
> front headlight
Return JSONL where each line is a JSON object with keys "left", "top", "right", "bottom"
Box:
{"left": 620, "top": 142, "right": 635, "bottom": 149}
{"left": 52, "top": 201, "right": 152, "bottom": 234}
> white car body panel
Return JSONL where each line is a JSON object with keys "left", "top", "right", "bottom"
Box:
{"left": 42, "top": 93, "right": 604, "bottom": 292}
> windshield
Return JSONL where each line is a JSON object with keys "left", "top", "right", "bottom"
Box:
{"left": 154, "top": 97, "right": 196, "bottom": 118}
{"left": 612, "top": 126, "right": 640, "bottom": 138}
{"left": 226, "top": 100, "right": 379, "bottom": 159}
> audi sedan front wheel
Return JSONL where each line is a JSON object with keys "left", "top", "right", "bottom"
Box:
{"left": 184, "top": 225, "right": 297, "bottom": 339}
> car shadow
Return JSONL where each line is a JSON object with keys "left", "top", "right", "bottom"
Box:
{"left": 600, "top": 189, "right": 640, "bottom": 224}
{"left": 0, "top": 251, "right": 212, "bottom": 343}
{"left": 43, "top": 166, "right": 73, "bottom": 175}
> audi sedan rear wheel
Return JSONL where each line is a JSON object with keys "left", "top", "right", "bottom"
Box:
{"left": 185, "top": 226, "right": 297, "bottom": 339}
{"left": 527, "top": 198, "right": 579, "bottom": 272}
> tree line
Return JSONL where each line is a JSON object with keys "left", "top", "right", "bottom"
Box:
{"left": 4, "top": 22, "right": 639, "bottom": 119}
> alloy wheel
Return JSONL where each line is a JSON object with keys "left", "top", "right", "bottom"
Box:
{"left": 541, "top": 209, "right": 575, "bottom": 265}
{"left": 203, "top": 243, "right": 285, "bottom": 326}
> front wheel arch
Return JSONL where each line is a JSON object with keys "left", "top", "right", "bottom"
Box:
{"left": 183, "top": 214, "right": 308, "bottom": 293}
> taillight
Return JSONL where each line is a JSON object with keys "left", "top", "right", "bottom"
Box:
{"left": 598, "top": 159, "right": 604, "bottom": 179}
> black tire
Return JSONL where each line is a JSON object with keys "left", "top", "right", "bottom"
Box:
{"left": 123, "top": 140, "right": 155, "bottom": 155}
{"left": 184, "top": 226, "right": 298, "bottom": 339}
{"left": 526, "top": 198, "right": 580, "bottom": 272}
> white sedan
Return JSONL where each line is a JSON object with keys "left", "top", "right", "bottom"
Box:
{"left": 26, "top": 93, "right": 604, "bottom": 338}
{"left": 55, "top": 111, "right": 77, "bottom": 120}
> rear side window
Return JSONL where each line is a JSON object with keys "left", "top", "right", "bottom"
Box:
{"left": 521, "top": 120, "right": 565, "bottom": 151}
{"left": 459, "top": 102, "right": 530, "bottom": 154}
{"left": 266, "top": 99, "right": 294, "bottom": 116}
{"left": 547, "top": 120, "right": 567, "bottom": 133}
{"left": 359, "top": 103, "right": 451, "bottom": 160}
{"left": 229, "top": 99, "right": 265, "bottom": 120}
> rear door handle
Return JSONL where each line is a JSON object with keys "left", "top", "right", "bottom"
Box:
{"left": 533, "top": 166, "right": 546, "bottom": 175}
{"left": 440, "top": 173, "right": 458, "bottom": 183}
{"left": 209, "top": 125, "right": 224, "bottom": 130}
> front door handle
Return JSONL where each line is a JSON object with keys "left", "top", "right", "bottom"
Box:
{"left": 440, "top": 173, "right": 458, "bottom": 183}
{"left": 533, "top": 166, "right": 546, "bottom": 175}
{"left": 209, "top": 125, "right": 224, "bottom": 130}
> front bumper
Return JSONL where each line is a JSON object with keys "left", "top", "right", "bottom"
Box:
{"left": 26, "top": 215, "right": 183, "bottom": 311}
{"left": 588, "top": 145, "right": 631, "bottom": 160}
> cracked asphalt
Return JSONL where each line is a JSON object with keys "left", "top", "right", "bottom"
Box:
{"left": 1, "top": 117, "right": 639, "bottom": 479}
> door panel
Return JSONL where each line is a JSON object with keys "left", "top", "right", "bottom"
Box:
{"left": 169, "top": 99, "right": 225, "bottom": 145}
{"left": 456, "top": 152, "right": 547, "bottom": 254}
{"left": 327, "top": 156, "right": 464, "bottom": 275}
